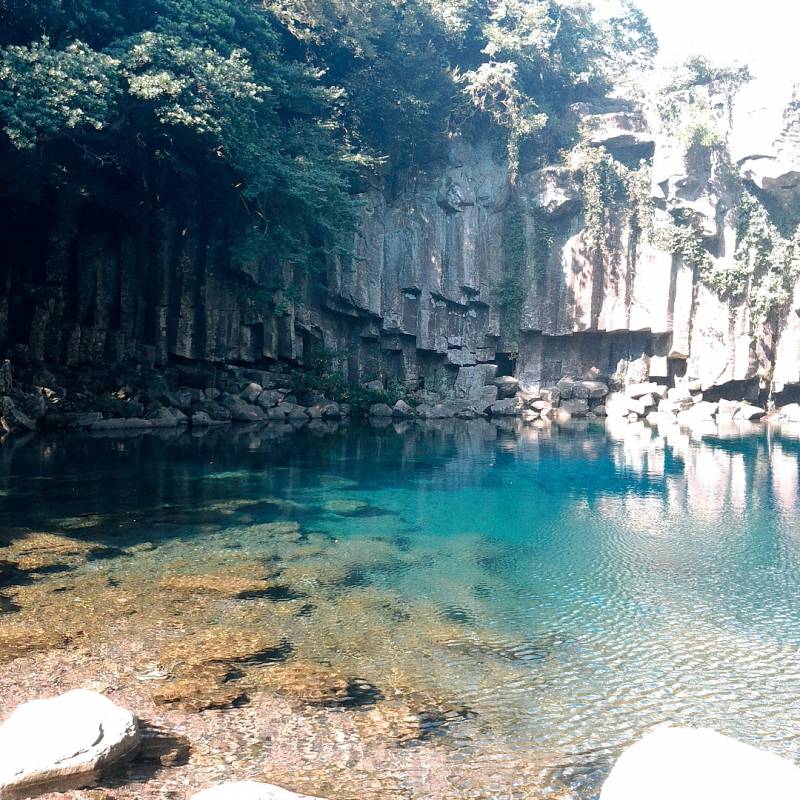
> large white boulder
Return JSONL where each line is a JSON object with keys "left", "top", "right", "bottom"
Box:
{"left": 605, "top": 393, "right": 646, "bottom": 418}
{"left": 601, "top": 727, "right": 800, "bottom": 800}
{"left": 0, "top": 689, "right": 140, "bottom": 798}
{"left": 193, "top": 782, "right": 325, "bottom": 800}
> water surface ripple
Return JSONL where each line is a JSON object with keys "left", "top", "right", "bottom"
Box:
{"left": 2, "top": 418, "right": 800, "bottom": 798}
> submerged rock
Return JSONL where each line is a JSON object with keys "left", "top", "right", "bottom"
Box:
{"left": 159, "top": 573, "right": 277, "bottom": 598}
{"left": 323, "top": 499, "right": 368, "bottom": 514}
{"left": 0, "top": 624, "right": 71, "bottom": 664}
{"left": 153, "top": 663, "right": 248, "bottom": 712}
{"left": 192, "top": 782, "right": 325, "bottom": 800}
{"left": 0, "top": 690, "right": 139, "bottom": 798}
{"left": 601, "top": 726, "right": 800, "bottom": 800}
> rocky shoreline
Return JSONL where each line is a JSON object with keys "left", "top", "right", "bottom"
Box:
{"left": 3, "top": 686, "right": 800, "bottom": 800}
{"left": 2, "top": 356, "right": 800, "bottom": 440}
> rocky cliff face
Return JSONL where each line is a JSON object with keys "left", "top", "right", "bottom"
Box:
{"left": 2, "top": 92, "right": 800, "bottom": 403}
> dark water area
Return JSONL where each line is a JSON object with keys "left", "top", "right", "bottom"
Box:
{"left": 2, "top": 417, "right": 800, "bottom": 798}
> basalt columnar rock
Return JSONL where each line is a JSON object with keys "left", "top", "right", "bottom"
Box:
{"left": 3, "top": 91, "right": 800, "bottom": 419}
{"left": 0, "top": 690, "right": 140, "bottom": 799}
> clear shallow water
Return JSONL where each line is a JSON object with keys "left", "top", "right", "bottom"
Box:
{"left": 3, "top": 418, "right": 800, "bottom": 798}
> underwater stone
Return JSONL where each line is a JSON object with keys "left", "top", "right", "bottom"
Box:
{"left": 601, "top": 727, "right": 800, "bottom": 800}
{"left": 0, "top": 690, "right": 140, "bottom": 799}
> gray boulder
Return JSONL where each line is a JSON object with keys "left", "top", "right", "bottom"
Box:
{"left": 255, "top": 390, "right": 281, "bottom": 410}
{"left": 737, "top": 403, "right": 766, "bottom": 421}
{"left": 225, "top": 398, "right": 267, "bottom": 422}
{"left": 0, "top": 397, "right": 37, "bottom": 434}
{"left": 605, "top": 393, "right": 646, "bottom": 418}
{"left": 392, "top": 400, "right": 414, "bottom": 418}
{"left": 490, "top": 398, "right": 522, "bottom": 417}
{"left": 0, "top": 689, "right": 140, "bottom": 798}
{"left": 556, "top": 376, "right": 576, "bottom": 400}
{"left": 626, "top": 382, "right": 665, "bottom": 399}
{"left": 240, "top": 382, "right": 263, "bottom": 403}
{"left": 561, "top": 398, "right": 589, "bottom": 417}
{"left": 91, "top": 417, "right": 152, "bottom": 430}
{"left": 493, "top": 376, "right": 521, "bottom": 399}
{"left": 368, "top": 403, "right": 394, "bottom": 417}
{"left": 322, "top": 402, "right": 342, "bottom": 419}
{"left": 573, "top": 380, "right": 609, "bottom": 400}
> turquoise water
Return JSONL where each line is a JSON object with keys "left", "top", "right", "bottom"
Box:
{"left": 3, "top": 418, "right": 800, "bottom": 797}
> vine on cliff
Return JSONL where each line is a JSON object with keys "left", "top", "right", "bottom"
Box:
{"left": 568, "top": 143, "right": 653, "bottom": 259}
{"left": 493, "top": 192, "right": 528, "bottom": 323}
{"left": 732, "top": 191, "right": 800, "bottom": 329}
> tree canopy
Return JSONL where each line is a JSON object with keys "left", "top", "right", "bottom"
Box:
{"left": 0, "top": 0, "right": 658, "bottom": 261}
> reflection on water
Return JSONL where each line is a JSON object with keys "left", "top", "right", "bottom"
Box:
{"left": 2, "top": 418, "right": 800, "bottom": 799}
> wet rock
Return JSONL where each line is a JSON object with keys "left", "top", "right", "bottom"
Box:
{"left": 255, "top": 390, "right": 280, "bottom": 409}
{"left": 152, "top": 664, "right": 248, "bottom": 712}
{"left": 0, "top": 624, "right": 71, "bottom": 663}
{"left": 240, "top": 382, "right": 263, "bottom": 403}
{"left": 191, "top": 411, "right": 213, "bottom": 427}
{"left": 57, "top": 411, "right": 103, "bottom": 429}
{"left": 493, "top": 376, "right": 520, "bottom": 399}
{"left": 392, "top": 399, "right": 414, "bottom": 418}
{"left": 560, "top": 398, "right": 589, "bottom": 417}
{"left": 3, "top": 532, "right": 109, "bottom": 572}
{"left": 321, "top": 402, "right": 342, "bottom": 419}
{"left": 600, "top": 726, "right": 800, "bottom": 800}
{"left": 324, "top": 499, "right": 368, "bottom": 514}
{"left": 573, "top": 380, "right": 609, "bottom": 400}
{"left": 0, "top": 397, "right": 36, "bottom": 434}
{"left": 0, "top": 690, "right": 140, "bottom": 798}
{"left": 556, "top": 376, "right": 576, "bottom": 400}
{"left": 146, "top": 406, "right": 188, "bottom": 427}
{"left": 90, "top": 417, "right": 152, "bottom": 430}
{"left": 157, "top": 627, "right": 288, "bottom": 684}
{"left": 489, "top": 398, "right": 522, "bottom": 417}
{"left": 253, "top": 660, "right": 352, "bottom": 706}
{"left": 270, "top": 402, "right": 307, "bottom": 420}
{"left": 159, "top": 574, "right": 277, "bottom": 598}
{"left": 368, "top": 403, "right": 394, "bottom": 417}
{"left": 192, "top": 782, "right": 325, "bottom": 800}
{"left": 223, "top": 396, "right": 267, "bottom": 423}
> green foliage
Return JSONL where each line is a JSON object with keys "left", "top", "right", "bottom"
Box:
{"left": 732, "top": 191, "right": 800, "bottom": 329}
{"left": 569, "top": 143, "right": 652, "bottom": 258}
{"left": 0, "top": 0, "right": 357, "bottom": 264}
{"left": 455, "top": 0, "right": 657, "bottom": 175}
{"left": 655, "top": 209, "right": 714, "bottom": 276}
{"left": 493, "top": 193, "right": 527, "bottom": 321}
{"left": 0, "top": 0, "right": 662, "bottom": 281}
{"left": 657, "top": 55, "right": 751, "bottom": 154}
{"left": 290, "top": 344, "right": 410, "bottom": 416}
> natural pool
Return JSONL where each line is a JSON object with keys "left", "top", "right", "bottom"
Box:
{"left": 2, "top": 418, "right": 800, "bottom": 799}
